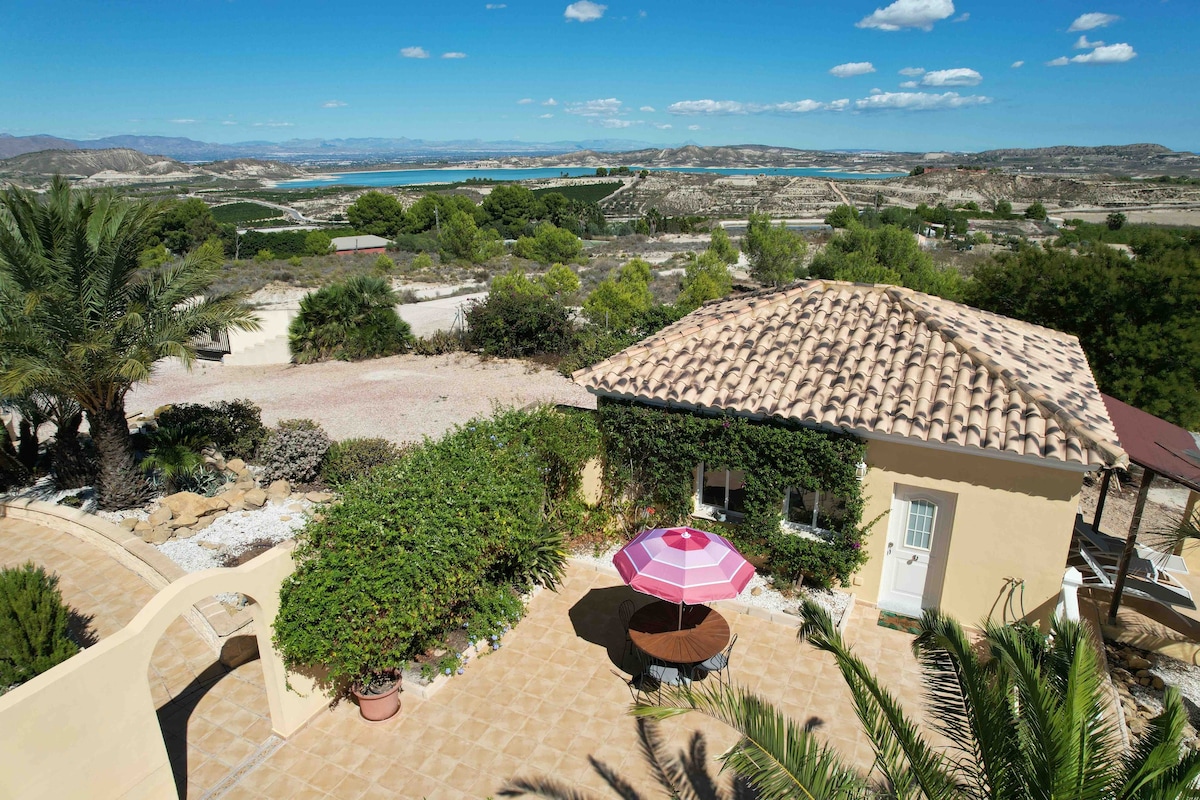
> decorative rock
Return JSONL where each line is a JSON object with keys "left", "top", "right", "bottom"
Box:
{"left": 120, "top": 517, "right": 140, "bottom": 531}
{"left": 226, "top": 458, "right": 246, "bottom": 473}
{"left": 134, "top": 521, "right": 152, "bottom": 532}
{"left": 174, "top": 527, "right": 197, "bottom": 539}
{"left": 1127, "top": 655, "right": 1152, "bottom": 670}
{"left": 750, "top": 587, "right": 763, "bottom": 596}
{"left": 207, "top": 497, "right": 229, "bottom": 512}
{"left": 209, "top": 510, "right": 226, "bottom": 521}
{"left": 142, "top": 527, "right": 172, "bottom": 545}
{"left": 219, "top": 635, "right": 259, "bottom": 669}
{"left": 190, "top": 516, "right": 216, "bottom": 532}
{"left": 287, "top": 503, "right": 306, "bottom": 513}
{"left": 1139, "top": 677, "right": 1152, "bottom": 686}
{"left": 147, "top": 506, "right": 173, "bottom": 525}
{"left": 161, "top": 491, "right": 227, "bottom": 520}
{"left": 267, "top": 479, "right": 291, "bottom": 499}
{"left": 243, "top": 489, "right": 267, "bottom": 508}
{"left": 167, "top": 515, "right": 200, "bottom": 530}
{"left": 1136, "top": 669, "right": 1152, "bottom": 678}
{"left": 198, "top": 540, "right": 221, "bottom": 550}
{"left": 1152, "top": 676, "right": 1165, "bottom": 691}
{"left": 279, "top": 515, "right": 292, "bottom": 522}
{"left": 234, "top": 479, "right": 256, "bottom": 491}
{"left": 305, "top": 491, "right": 333, "bottom": 503}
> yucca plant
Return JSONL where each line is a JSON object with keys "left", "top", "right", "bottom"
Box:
{"left": 629, "top": 602, "right": 1200, "bottom": 800}
{"left": 141, "top": 421, "right": 209, "bottom": 494}
{"left": 0, "top": 177, "right": 259, "bottom": 508}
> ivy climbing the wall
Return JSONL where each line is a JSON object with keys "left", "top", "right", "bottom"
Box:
{"left": 596, "top": 398, "right": 874, "bottom": 587}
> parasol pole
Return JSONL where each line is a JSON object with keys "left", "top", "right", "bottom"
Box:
{"left": 678, "top": 602, "right": 683, "bottom": 631}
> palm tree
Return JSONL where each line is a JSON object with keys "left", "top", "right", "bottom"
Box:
{"left": 631, "top": 602, "right": 1200, "bottom": 799}
{"left": 502, "top": 717, "right": 762, "bottom": 800}
{"left": 0, "top": 177, "right": 259, "bottom": 508}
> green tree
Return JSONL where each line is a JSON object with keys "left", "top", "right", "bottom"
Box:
{"left": 583, "top": 259, "right": 655, "bottom": 330}
{"left": 439, "top": 209, "right": 502, "bottom": 264}
{"left": 743, "top": 213, "right": 807, "bottom": 287}
{"left": 512, "top": 223, "right": 583, "bottom": 264}
{"left": 1107, "top": 212, "right": 1128, "bottom": 231}
{"left": 466, "top": 272, "right": 575, "bottom": 357}
{"left": 810, "top": 223, "right": 964, "bottom": 299}
{"left": 481, "top": 184, "right": 542, "bottom": 239}
{"left": 595, "top": 167, "right": 609, "bottom": 177}
{"left": 304, "top": 229, "right": 332, "bottom": 255}
{"left": 403, "top": 193, "right": 480, "bottom": 235}
{"left": 540, "top": 263, "right": 580, "bottom": 301}
{"left": 288, "top": 275, "right": 412, "bottom": 364}
{"left": 626, "top": 604, "right": 1200, "bottom": 800}
{"left": 0, "top": 178, "right": 259, "bottom": 508}
{"left": 346, "top": 191, "right": 406, "bottom": 237}
{"left": 678, "top": 250, "right": 733, "bottom": 310}
{"left": 1024, "top": 201, "right": 1048, "bottom": 220}
{"left": 994, "top": 199, "right": 1013, "bottom": 217}
{"left": 148, "top": 197, "right": 220, "bottom": 254}
{"left": 824, "top": 204, "right": 860, "bottom": 229}
{"left": 707, "top": 227, "right": 738, "bottom": 265}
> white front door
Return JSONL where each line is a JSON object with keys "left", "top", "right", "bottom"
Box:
{"left": 878, "top": 486, "right": 955, "bottom": 617}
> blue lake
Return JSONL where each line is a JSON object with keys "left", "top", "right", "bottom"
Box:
{"left": 277, "top": 165, "right": 905, "bottom": 188}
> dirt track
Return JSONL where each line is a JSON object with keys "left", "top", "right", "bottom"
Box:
{"left": 126, "top": 354, "right": 595, "bottom": 444}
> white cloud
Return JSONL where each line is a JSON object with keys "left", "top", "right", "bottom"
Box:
{"left": 1011, "top": 60, "right": 1025, "bottom": 68}
{"left": 638, "top": 9, "right": 647, "bottom": 17}
{"left": 666, "top": 98, "right": 845, "bottom": 115}
{"left": 952, "top": 12, "right": 969, "bottom": 22}
{"left": 442, "top": 52, "right": 467, "bottom": 59}
{"left": 543, "top": 98, "right": 558, "bottom": 106}
{"left": 252, "top": 121, "right": 295, "bottom": 127}
{"left": 400, "top": 46, "right": 430, "bottom": 59}
{"left": 517, "top": 98, "right": 534, "bottom": 104}
{"left": 599, "top": 118, "right": 637, "bottom": 128}
{"left": 829, "top": 61, "right": 876, "bottom": 78}
{"left": 565, "top": 97, "right": 622, "bottom": 116}
{"left": 1074, "top": 35, "right": 1105, "bottom": 49}
{"left": 899, "top": 66, "right": 926, "bottom": 77}
{"left": 221, "top": 120, "right": 238, "bottom": 125}
{"left": 639, "top": 105, "right": 656, "bottom": 112}
{"left": 1046, "top": 56, "right": 1070, "bottom": 66}
{"left": 1068, "top": 12, "right": 1119, "bottom": 31}
{"left": 857, "top": 0, "right": 954, "bottom": 31}
{"left": 921, "top": 67, "right": 982, "bottom": 86}
{"left": 322, "top": 100, "right": 347, "bottom": 108}
{"left": 854, "top": 90, "right": 991, "bottom": 110}
{"left": 564, "top": 1, "right": 606, "bottom": 22}
{"left": 1071, "top": 42, "right": 1136, "bottom": 63}
{"left": 485, "top": 3, "right": 506, "bottom": 8}
{"left": 653, "top": 123, "right": 672, "bottom": 129}
{"left": 900, "top": 80, "right": 919, "bottom": 89}
{"left": 688, "top": 124, "right": 701, "bottom": 131}
{"left": 168, "top": 118, "right": 197, "bottom": 124}
{"left": 538, "top": 113, "right": 554, "bottom": 119}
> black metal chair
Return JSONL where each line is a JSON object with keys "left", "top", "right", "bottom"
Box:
{"left": 695, "top": 634, "right": 737, "bottom": 685}
{"left": 618, "top": 599, "right": 636, "bottom": 662}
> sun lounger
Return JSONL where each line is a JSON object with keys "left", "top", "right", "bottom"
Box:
{"left": 1074, "top": 540, "right": 1196, "bottom": 610}
{"left": 1073, "top": 515, "right": 1189, "bottom": 576}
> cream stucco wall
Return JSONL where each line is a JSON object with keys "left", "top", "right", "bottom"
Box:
{"left": 856, "top": 439, "right": 1085, "bottom": 627}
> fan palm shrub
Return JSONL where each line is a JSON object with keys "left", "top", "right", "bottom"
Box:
{"left": 630, "top": 602, "right": 1200, "bottom": 799}
{"left": 0, "top": 177, "right": 259, "bottom": 508}
{"left": 287, "top": 274, "right": 412, "bottom": 363}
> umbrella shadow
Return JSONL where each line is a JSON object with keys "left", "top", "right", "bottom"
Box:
{"left": 568, "top": 584, "right": 653, "bottom": 672}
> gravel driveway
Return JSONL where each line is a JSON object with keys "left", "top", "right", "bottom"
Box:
{"left": 127, "top": 353, "right": 596, "bottom": 443}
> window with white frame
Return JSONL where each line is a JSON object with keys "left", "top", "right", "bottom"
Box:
{"left": 695, "top": 464, "right": 746, "bottom": 518}
{"left": 903, "top": 498, "right": 936, "bottom": 551}
{"left": 783, "top": 487, "right": 848, "bottom": 535}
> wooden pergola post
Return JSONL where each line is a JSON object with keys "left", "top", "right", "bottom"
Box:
{"left": 1092, "top": 469, "right": 1113, "bottom": 532}
{"left": 1107, "top": 467, "right": 1157, "bottom": 626}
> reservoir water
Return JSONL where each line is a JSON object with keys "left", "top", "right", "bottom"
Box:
{"left": 277, "top": 165, "right": 905, "bottom": 189}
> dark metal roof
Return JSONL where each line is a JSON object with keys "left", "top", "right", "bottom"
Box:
{"left": 1102, "top": 394, "right": 1200, "bottom": 492}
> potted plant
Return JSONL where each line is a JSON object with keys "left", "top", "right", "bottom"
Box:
{"left": 351, "top": 669, "right": 402, "bottom": 721}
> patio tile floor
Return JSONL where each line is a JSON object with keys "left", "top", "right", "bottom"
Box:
{"left": 223, "top": 565, "right": 927, "bottom": 798}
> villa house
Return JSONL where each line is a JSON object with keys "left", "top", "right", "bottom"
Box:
{"left": 574, "top": 280, "right": 1128, "bottom": 625}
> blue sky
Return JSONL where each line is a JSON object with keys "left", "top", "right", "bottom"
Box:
{"left": 2, "top": 0, "right": 1196, "bottom": 152}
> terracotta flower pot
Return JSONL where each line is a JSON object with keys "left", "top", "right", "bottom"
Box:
{"left": 352, "top": 675, "right": 401, "bottom": 721}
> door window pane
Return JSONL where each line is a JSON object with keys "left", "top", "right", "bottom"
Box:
{"left": 904, "top": 499, "right": 936, "bottom": 550}
{"left": 726, "top": 470, "right": 746, "bottom": 514}
{"left": 701, "top": 466, "right": 727, "bottom": 507}
{"left": 785, "top": 489, "right": 818, "bottom": 527}
{"left": 817, "top": 492, "right": 848, "bottom": 531}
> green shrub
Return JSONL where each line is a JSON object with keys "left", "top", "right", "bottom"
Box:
{"left": 288, "top": 275, "right": 413, "bottom": 364}
{"left": 142, "top": 420, "right": 207, "bottom": 494}
{"left": 259, "top": 419, "right": 331, "bottom": 484}
{"left": 464, "top": 287, "right": 575, "bottom": 358}
{"left": 273, "top": 406, "right": 593, "bottom": 694}
{"left": 321, "top": 438, "right": 408, "bottom": 487}
{"left": 412, "top": 328, "right": 469, "bottom": 356}
{"left": 155, "top": 399, "right": 267, "bottom": 461}
{"left": 254, "top": 249, "right": 275, "bottom": 262}
{"left": 411, "top": 251, "right": 435, "bottom": 271}
{"left": 0, "top": 563, "right": 80, "bottom": 691}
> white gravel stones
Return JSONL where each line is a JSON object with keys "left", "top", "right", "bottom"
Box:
{"left": 156, "top": 501, "right": 310, "bottom": 573}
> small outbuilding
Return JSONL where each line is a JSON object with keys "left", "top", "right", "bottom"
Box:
{"left": 330, "top": 235, "right": 391, "bottom": 255}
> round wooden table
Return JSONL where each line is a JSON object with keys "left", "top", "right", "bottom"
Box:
{"left": 628, "top": 600, "right": 730, "bottom": 664}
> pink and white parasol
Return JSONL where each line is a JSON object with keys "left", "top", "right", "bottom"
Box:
{"left": 612, "top": 526, "right": 756, "bottom": 606}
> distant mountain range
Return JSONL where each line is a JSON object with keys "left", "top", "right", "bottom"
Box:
{"left": 0, "top": 133, "right": 664, "bottom": 162}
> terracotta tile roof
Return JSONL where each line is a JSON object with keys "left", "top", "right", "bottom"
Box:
{"left": 574, "top": 281, "right": 1127, "bottom": 469}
